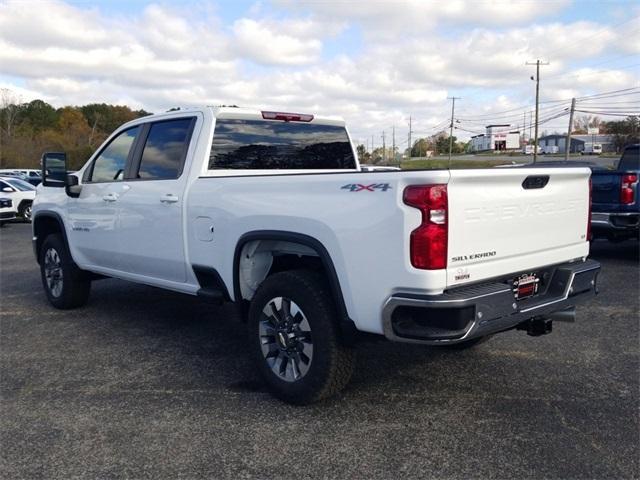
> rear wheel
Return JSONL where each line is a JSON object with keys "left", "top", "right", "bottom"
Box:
{"left": 248, "top": 270, "right": 355, "bottom": 404}
{"left": 39, "top": 234, "right": 91, "bottom": 309}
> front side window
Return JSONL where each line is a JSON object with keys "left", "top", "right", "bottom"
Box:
{"left": 89, "top": 126, "right": 140, "bottom": 182}
{"left": 209, "top": 119, "right": 356, "bottom": 170}
{"left": 136, "top": 118, "right": 193, "bottom": 180}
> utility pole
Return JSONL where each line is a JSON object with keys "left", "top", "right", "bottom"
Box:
{"left": 392, "top": 126, "right": 396, "bottom": 166}
{"left": 382, "top": 131, "right": 386, "bottom": 163}
{"left": 564, "top": 98, "right": 576, "bottom": 161}
{"left": 526, "top": 59, "right": 549, "bottom": 163}
{"left": 448, "top": 96, "right": 460, "bottom": 166}
{"left": 371, "top": 135, "right": 374, "bottom": 156}
{"left": 407, "top": 116, "right": 412, "bottom": 159}
{"left": 523, "top": 111, "right": 526, "bottom": 146}
{"left": 529, "top": 111, "right": 533, "bottom": 142}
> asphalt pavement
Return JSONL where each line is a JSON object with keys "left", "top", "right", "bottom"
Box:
{"left": 1, "top": 223, "right": 638, "bottom": 479}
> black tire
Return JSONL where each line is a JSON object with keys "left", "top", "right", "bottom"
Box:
{"left": 39, "top": 234, "right": 91, "bottom": 309}
{"left": 248, "top": 269, "right": 355, "bottom": 405}
{"left": 18, "top": 201, "right": 32, "bottom": 222}
{"left": 441, "top": 335, "right": 491, "bottom": 350}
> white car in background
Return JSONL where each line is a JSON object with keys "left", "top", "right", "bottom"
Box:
{"left": 0, "top": 176, "right": 36, "bottom": 221}
{"left": 0, "top": 197, "right": 16, "bottom": 226}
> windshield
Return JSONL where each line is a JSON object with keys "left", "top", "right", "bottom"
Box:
{"left": 4, "top": 178, "right": 35, "bottom": 191}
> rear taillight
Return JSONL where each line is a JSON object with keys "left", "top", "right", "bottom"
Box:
{"left": 587, "top": 178, "right": 592, "bottom": 241}
{"left": 620, "top": 173, "right": 638, "bottom": 205}
{"left": 403, "top": 184, "right": 448, "bottom": 270}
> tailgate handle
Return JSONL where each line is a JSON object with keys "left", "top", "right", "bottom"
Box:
{"left": 522, "top": 175, "right": 549, "bottom": 189}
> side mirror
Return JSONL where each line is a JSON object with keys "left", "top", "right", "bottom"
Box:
{"left": 66, "top": 174, "right": 82, "bottom": 198}
{"left": 41, "top": 152, "right": 67, "bottom": 188}
{"left": 2, "top": 187, "right": 13, "bottom": 193}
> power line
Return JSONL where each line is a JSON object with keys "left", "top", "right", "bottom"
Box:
{"left": 448, "top": 96, "right": 460, "bottom": 165}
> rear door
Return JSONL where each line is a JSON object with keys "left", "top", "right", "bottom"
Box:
{"left": 446, "top": 167, "right": 591, "bottom": 286}
{"left": 115, "top": 115, "right": 198, "bottom": 283}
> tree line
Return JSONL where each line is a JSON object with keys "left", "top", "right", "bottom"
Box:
{"left": 357, "top": 131, "right": 467, "bottom": 164}
{"left": 0, "top": 89, "right": 150, "bottom": 170}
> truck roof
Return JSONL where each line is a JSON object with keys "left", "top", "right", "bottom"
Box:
{"left": 118, "top": 106, "right": 346, "bottom": 129}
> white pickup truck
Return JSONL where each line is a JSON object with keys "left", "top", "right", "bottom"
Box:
{"left": 33, "top": 106, "right": 600, "bottom": 404}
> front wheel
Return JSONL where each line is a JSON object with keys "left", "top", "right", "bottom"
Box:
{"left": 39, "top": 234, "right": 91, "bottom": 309}
{"left": 19, "top": 201, "right": 32, "bottom": 222}
{"left": 248, "top": 270, "right": 355, "bottom": 405}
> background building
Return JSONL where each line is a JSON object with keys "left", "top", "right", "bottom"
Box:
{"left": 538, "top": 134, "right": 616, "bottom": 154}
{"left": 470, "top": 125, "right": 520, "bottom": 152}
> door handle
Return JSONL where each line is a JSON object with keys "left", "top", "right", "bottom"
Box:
{"left": 160, "top": 193, "right": 179, "bottom": 204}
{"left": 102, "top": 193, "right": 119, "bottom": 202}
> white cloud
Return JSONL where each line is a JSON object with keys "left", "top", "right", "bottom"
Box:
{"left": 0, "top": 0, "right": 637, "bottom": 143}
{"left": 231, "top": 18, "right": 325, "bottom": 65}
{"left": 276, "top": 0, "right": 571, "bottom": 30}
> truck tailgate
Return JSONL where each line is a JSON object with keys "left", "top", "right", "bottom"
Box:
{"left": 446, "top": 167, "right": 590, "bottom": 287}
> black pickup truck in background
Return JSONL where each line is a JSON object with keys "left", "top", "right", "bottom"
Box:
{"left": 591, "top": 144, "right": 640, "bottom": 242}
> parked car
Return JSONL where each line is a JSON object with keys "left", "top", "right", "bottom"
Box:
{"left": 541, "top": 145, "right": 559, "bottom": 154}
{"left": 0, "top": 169, "right": 42, "bottom": 186}
{"left": 581, "top": 143, "right": 602, "bottom": 155}
{"left": 32, "top": 106, "right": 600, "bottom": 404}
{"left": 0, "top": 176, "right": 36, "bottom": 221}
{"left": 591, "top": 144, "right": 639, "bottom": 242}
{"left": 522, "top": 145, "right": 541, "bottom": 155}
{"left": 0, "top": 197, "right": 16, "bottom": 226}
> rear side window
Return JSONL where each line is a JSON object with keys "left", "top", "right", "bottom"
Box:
{"left": 619, "top": 146, "right": 639, "bottom": 171}
{"left": 209, "top": 119, "right": 356, "bottom": 170}
{"left": 89, "top": 126, "right": 140, "bottom": 182}
{"left": 136, "top": 118, "right": 194, "bottom": 180}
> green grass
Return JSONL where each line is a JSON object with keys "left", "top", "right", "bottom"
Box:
{"left": 401, "top": 159, "right": 514, "bottom": 169}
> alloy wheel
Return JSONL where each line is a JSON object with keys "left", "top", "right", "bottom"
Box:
{"left": 259, "top": 296, "right": 313, "bottom": 382}
{"left": 44, "top": 248, "right": 63, "bottom": 298}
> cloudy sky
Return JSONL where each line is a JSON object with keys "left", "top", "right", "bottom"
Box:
{"left": 1, "top": 0, "right": 639, "bottom": 146}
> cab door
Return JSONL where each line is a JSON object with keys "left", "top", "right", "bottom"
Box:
{"left": 115, "top": 115, "right": 198, "bottom": 283}
{"left": 67, "top": 126, "right": 141, "bottom": 271}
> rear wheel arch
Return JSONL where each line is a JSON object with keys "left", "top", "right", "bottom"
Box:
{"left": 233, "top": 231, "right": 352, "bottom": 328}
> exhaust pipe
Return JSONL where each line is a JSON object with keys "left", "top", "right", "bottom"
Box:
{"left": 550, "top": 307, "right": 576, "bottom": 323}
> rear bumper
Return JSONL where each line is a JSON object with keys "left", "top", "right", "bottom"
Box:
{"left": 592, "top": 212, "right": 639, "bottom": 236}
{"left": 382, "top": 259, "right": 600, "bottom": 345}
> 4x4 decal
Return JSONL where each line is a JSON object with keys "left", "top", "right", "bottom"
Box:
{"left": 341, "top": 183, "right": 392, "bottom": 192}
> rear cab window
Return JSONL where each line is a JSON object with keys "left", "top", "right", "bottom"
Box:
{"left": 618, "top": 146, "right": 639, "bottom": 171}
{"left": 209, "top": 119, "right": 356, "bottom": 170}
